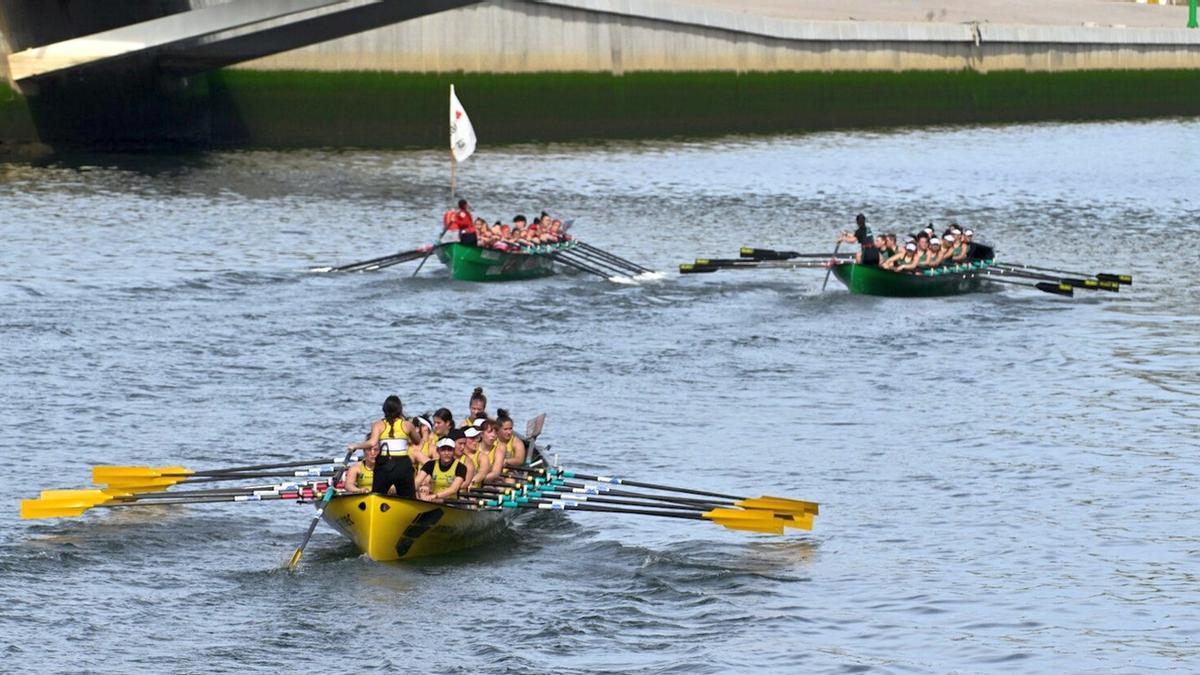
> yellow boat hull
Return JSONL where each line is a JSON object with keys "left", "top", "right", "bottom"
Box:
{"left": 321, "top": 494, "right": 510, "bottom": 561}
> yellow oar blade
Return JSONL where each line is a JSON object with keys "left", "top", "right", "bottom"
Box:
{"left": 737, "top": 496, "right": 819, "bottom": 516}
{"left": 97, "top": 476, "right": 184, "bottom": 493}
{"left": 777, "top": 512, "right": 815, "bottom": 531}
{"left": 91, "top": 465, "right": 192, "bottom": 483}
{"left": 702, "top": 508, "right": 785, "bottom": 535}
{"left": 287, "top": 548, "right": 303, "bottom": 571}
{"left": 20, "top": 498, "right": 93, "bottom": 520}
{"left": 38, "top": 489, "right": 116, "bottom": 506}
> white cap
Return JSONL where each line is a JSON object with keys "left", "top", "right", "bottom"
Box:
{"left": 943, "top": 234, "right": 955, "bottom": 242}
{"left": 463, "top": 426, "right": 481, "bottom": 439}
{"left": 436, "top": 438, "right": 456, "bottom": 450}
{"left": 964, "top": 229, "right": 974, "bottom": 236}
{"left": 929, "top": 238, "right": 942, "bottom": 247}
{"left": 905, "top": 242, "right": 917, "bottom": 252}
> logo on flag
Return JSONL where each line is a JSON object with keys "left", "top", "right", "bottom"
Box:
{"left": 449, "top": 84, "right": 476, "bottom": 163}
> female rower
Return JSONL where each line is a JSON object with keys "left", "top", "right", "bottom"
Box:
{"left": 410, "top": 415, "right": 436, "bottom": 467}
{"left": 449, "top": 428, "right": 477, "bottom": 487}
{"left": 346, "top": 395, "right": 416, "bottom": 498}
{"left": 460, "top": 426, "right": 490, "bottom": 488}
{"left": 416, "top": 438, "right": 468, "bottom": 502}
{"left": 343, "top": 444, "right": 380, "bottom": 494}
{"left": 890, "top": 242, "right": 920, "bottom": 272}
{"left": 495, "top": 408, "right": 528, "bottom": 467}
{"left": 479, "top": 419, "right": 508, "bottom": 483}
{"left": 921, "top": 236, "right": 942, "bottom": 268}
{"left": 882, "top": 239, "right": 909, "bottom": 270}
{"left": 461, "top": 387, "right": 487, "bottom": 427}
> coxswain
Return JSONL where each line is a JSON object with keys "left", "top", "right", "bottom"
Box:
{"left": 343, "top": 444, "right": 380, "bottom": 494}
{"left": 461, "top": 387, "right": 488, "bottom": 427}
{"left": 853, "top": 234, "right": 882, "bottom": 267}
{"left": 346, "top": 395, "right": 416, "bottom": 498}
{"left": 416, "top": 438, "right": 468, "bottom": 502}
{"left": 444, "top": 199, "right": 477, "bottom": 246}
{"left": 495, "top": 408, "right": 528, "bottom": 467}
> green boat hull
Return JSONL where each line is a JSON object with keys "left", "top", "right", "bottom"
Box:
{"left": 830, "top": 263, "right": 989, "bottom": 297}
{"left": 436, "top": 243, "right": 556, "bottom": 282}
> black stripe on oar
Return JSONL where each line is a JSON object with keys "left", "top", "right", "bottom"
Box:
{"left": 985, "top": 275, "right": 1074, "bottom": 297}
{"left": 679, "top": 263, "right": 719, "bottom": 274}
{"left": 1097, "top": 273, "right": 1132, "bottom": 285}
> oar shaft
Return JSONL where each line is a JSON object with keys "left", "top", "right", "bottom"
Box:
{"left": 577, "top": 241, "right": 652, "bottom": 273}
{"left": 288, "top": 448, "right": 357, "bottom": 571}
{"left": 511, "top": 466, "right": 747, "bottom": 502}
{"left": 555, "top": 248, "right": 630, "bottom": 276}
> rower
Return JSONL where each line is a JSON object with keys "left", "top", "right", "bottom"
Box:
{"left": 891, "top": 241, "right": 920, "bottom": 271}
{"left": 479, "top": 419, "right": 507, "bottom": 483}
{"left": 410, "top": 414, "right": 436, "bottom": 467}
{"left": 416, "top": 438, "right": 468, "bottom": 502}
{"left": 449, "top": 427, "right": 477, "bottom": 487}
{"left": 495, "top": 408, "right": 528, "bottom": 467}
{"left": 923, "top": 236, "right": 942, "bottom": 268}
{"left": 462, "top": 387, "right": 488, "bottom": 426}
{"left": 346, "top": 395, "right": 416, "bottom": 498}
{"left": 881, "top": 238, "right": 909, "bottom": 270}
{"left": 460, "top": 424, "right": 490, "bottom": 488}
{"left": 343, "top": 444, "right": 380, "bottom": 494}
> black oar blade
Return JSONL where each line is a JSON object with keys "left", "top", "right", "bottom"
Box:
{"left": 679, "top": 263, "right": 718, "bottom": 274}
{"left": 1097, "top": 273, "right": 1132, "bottom": 286}
{"left": 1035, "top": 282, "right": 1074, "bottom": 297}
{"left": 740, "top": 247, "right": 793, "bottom": 261}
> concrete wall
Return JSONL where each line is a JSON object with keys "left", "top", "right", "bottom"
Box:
{"left": 189, "top": 0, "right": 1200, "bottom": 74}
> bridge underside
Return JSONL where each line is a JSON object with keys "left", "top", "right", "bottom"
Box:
{"left": 2, "top": 0, "right": 476, "bottom": 146}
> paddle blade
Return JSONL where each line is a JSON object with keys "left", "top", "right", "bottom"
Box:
{"left": 777, "top": 512, "right": 815, "bottom": 531}
{"left": 38, "top": 489, "right": 115, "bottom": 506}
{"left": 737, "top": 496, "right": 820, "bottom": 516}
{"left": 97, "top": 477, "right": 182, "bottom": 493}
{"left": 1035, "top": 282, "right": 1074, "bottom": 297}
{"left": 1097, "top": 273, "right": 1131, "bottom": 285}
{"left": 287, "top": 548, "right": 303, "bottom": 571}
{"left": 92, "top": 465, "right": 192, "bottom": 483}
{"left": 679, "top": 263, "right": 718, "bottom": 274}
{"left": 702, "top": 508, "right": 785, "bottom": 534}
{"left": 21, "top": 498, "right": 92, "bottom": 519}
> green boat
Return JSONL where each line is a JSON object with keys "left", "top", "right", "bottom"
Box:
{"left": 435, "top": 242, "right": 557, "bottom": 282}
{"left": 830, "top": 261, "right": 994, "bottom": 297}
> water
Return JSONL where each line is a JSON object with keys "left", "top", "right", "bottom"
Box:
{"left": 1, "top": 119, "right": 1198, "bottom": 673}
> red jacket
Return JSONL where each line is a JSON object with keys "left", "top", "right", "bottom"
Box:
{"left": 443, "top": 208, "right": 474, "bottom": 233}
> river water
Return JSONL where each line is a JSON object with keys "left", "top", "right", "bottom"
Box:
{"left": 1, "top": 119, "right": 1198, "bottom": 673}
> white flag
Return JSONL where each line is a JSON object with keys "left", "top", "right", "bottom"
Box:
{"left": 449, "top": 84, "right": 476, "bottom": 163}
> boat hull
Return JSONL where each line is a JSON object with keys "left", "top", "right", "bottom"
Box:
{"left": 436, "top": 242, "right": 556, "bottom": 282}
{"left": 831, "top": 263, "right": 989, "bottom": 297}
{"left": 322, "top": 494, "right": 510, "bottom": 561}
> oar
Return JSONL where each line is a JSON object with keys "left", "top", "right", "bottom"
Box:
{"left": 22, "top": 481, "right": 330, "bottom": 520}
{"left": 510, "top": 466, "right": 818, "bottom": 516}
{"left": 695, "top": 257, "right": 848, "bottom": 267}
{"left": 740, "top": 247, "right": 841, "bottom": 261}
{"left": 288, "top": 448, "right": 357, "bottom": 572}
{"left": 575, "top": 241, "right": 654, "bottom": 275}
{"left": 92, "top": 457, "right": 345, "bottom": 484}
{"left": 553, "top": 246, "right": 637, "bottom": 281}
{"left": 821, "top": 240, "right": 843, "bottom": 291}
{"left": 996, "top": 261, "right": 1131, "bottom": 285}
{"left": 507, "top": 500, "right": 787, "bottom": 534}
{"left": 36, "top": 479, "right": 333, "bottom": 508}
{"left": 545, "top": 249, "right": 624, "bottom": 280}
{"left": 487, "top": 475, "right": 814, "bottom": 528}
{"left": 982, "top": 274, "right": 1074, "bottom": 297}
{"left": 989, "top": 264, "right": 1120, "bottom": 292}
{"left": 321, "top": 244, "right": 437, "bottom": 273}
{"left": 98, "top": 468, "right": 338, "bottom": 494}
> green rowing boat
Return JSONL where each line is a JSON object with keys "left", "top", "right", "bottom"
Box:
{"left": 830, "top": 261, "right": 994, "bottom": 297}
{"left": 436, "top": 242, "right": 557, "bottom": 282}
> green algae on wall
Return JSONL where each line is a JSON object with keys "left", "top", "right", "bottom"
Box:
{"left": 0, "top": 82, "right": 37, "bottom": 144}
{"left": 205, "top": 68, "right": 1200, "bottom": 148}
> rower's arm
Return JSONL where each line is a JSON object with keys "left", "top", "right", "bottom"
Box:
{"left": 344, "top": 463, "right": 365, "bottom": 493}
{"left": 434, "top": 476, "right": 464, "bottom": 501}
{"left": 504, "top": 437, "right": 527, "bottom": 468}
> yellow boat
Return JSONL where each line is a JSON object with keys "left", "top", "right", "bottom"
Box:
{"left": 321, "top": 494, "right": 514, "bottom": 561}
